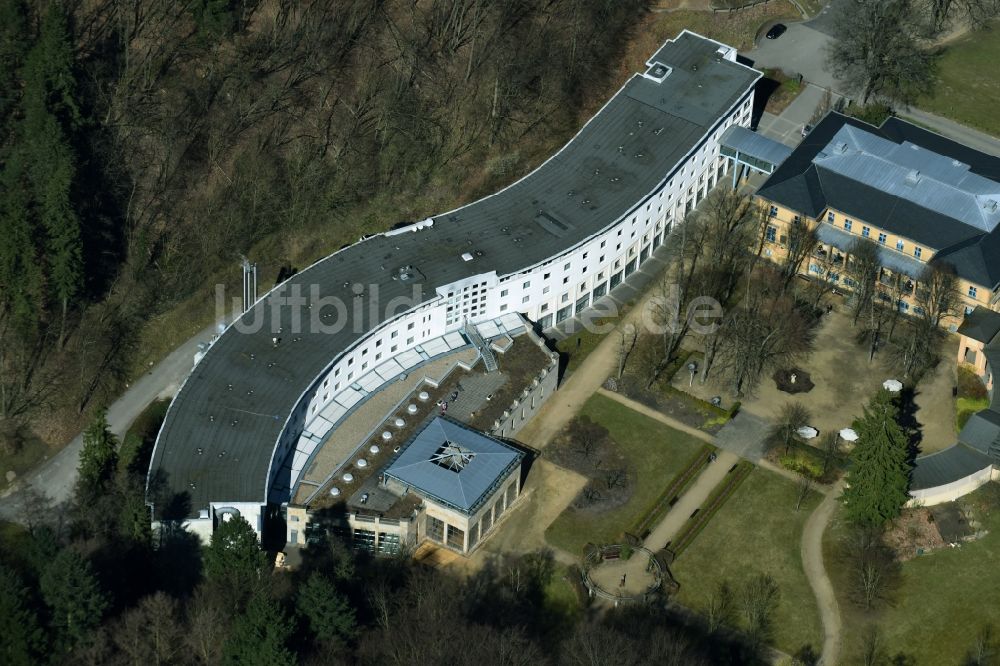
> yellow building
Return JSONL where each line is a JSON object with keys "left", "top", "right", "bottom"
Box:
{"left": 753, "top": 113, "right": 1000, "bottom": 330}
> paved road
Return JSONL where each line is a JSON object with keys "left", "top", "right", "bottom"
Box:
{"left": 0, "top": 320, "right": 223, "bottom": 518}
{"left": 900, "top": 107, "right": 1000, "bottom": 157}
{"left": 745, "top": 1, "right": 1000, "bottom": 158}
{"left": 746, "top": 24, "right": 839, "bottom": 90}
{"left": 802, "top": 480, "right": 846, "bottom": 666}
{"left": 756, "top": 83, "right": 841, "bottom": 146}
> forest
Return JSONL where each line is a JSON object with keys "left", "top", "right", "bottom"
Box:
{"left": 0, "top": 408, "right": 773, "bottom": 665}
{"left": 0, "top": 0, "right": 648, "bottom": 454}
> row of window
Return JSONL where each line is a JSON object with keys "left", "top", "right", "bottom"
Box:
{"left": 826, "top": 211, "right": 924, "bottom": 258}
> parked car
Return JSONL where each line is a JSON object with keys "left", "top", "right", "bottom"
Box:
{"left": 801, "top": 123, "right": 815, "bottom": 137}
{"left": 765, "top": 23, "right": 787, "bottom": 39}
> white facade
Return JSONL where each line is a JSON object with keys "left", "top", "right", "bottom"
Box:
{"left": 271, "top": 64, "right": 755, "bottom": 502}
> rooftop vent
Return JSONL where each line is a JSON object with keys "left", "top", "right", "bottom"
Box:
{"left": 646, "top": 64, "right": 670, "bottom": 81}
{"left": 461, "top": 252, "right": 474, "bottom": 262}
{"left": 430, "top": 441, "right": 476, "bottom": 472}
{"left": 904, "top": 169, "right": 921, "bottom": 186}
{"left": 985, "top": 199, "right": 999, "bottom": 213}
{"left": 834, "top": 142, "right": 848, "bottom": 154}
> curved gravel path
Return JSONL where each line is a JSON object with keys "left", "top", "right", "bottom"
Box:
{"left": 801, "top": 480, "right": 845, "bottom": 666}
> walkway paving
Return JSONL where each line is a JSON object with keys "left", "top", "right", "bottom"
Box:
{"left": 0, "top": 318, "right": 228, "bottom": 516}
{"left": 515, "top": 276, "right": 669, "bottom": 451}
{"left": 588, "top": 554, "right": 658, "bottom": 598}
{"left": 802, "top": 479, "right": 845, "bottom": 666}
{"left": 646, "top": 450, "right": 741, "bottom": 551}
{"left": 595, "top": 388, "right": 714, "bottom": 445}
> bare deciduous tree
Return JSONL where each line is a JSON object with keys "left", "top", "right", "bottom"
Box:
{"left": 741, "top": 573, "right": 780, "bottom": 645}
{"left": 826, "top": 0, "right": 935, "bottom": 105}
{"left": 843, "top": 527, "right": 901, "bottom": 610}
{"left": 767, "top": 402, "right": 812, "bottom": 456}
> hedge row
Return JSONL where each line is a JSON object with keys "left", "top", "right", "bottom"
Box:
{"left": 630, "top": 444, "right": 716, "bottom": 539}
{"left": 670, "top": 461, "right": 754, "bottom": 556}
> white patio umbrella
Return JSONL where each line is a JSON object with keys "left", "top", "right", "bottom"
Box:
{"left": 797, "top": 425, "right": 819, "bottom": 440}
{"left": 839, "top": 428, "right": 859, "bottom": 442}
{"left": 883, "top": 379, "right": 903, "bottom": 392}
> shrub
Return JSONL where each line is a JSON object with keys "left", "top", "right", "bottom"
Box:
{"left": 779, "top": 453, "right": 823, "bottom": 480}
{"left": 957, "top": 364, "right": 988, "bottom": 401}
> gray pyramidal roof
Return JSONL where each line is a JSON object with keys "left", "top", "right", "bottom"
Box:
{"left": 756, "top": 112, "right": 1000, "bottom": 289}
{"left": 384, "top": 417, "right": 523, "bottom": 514}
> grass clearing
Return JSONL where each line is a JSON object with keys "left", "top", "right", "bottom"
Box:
{"left": 556, "top": 318, "right": 617, "bottom": 376}
{"left": 919, "top": 24, "right": 1000, "bottom": 137}
{"left": 826, "top": 484, "right": 1000, "bottom": 664}
{"left": 670, "top": 469, "right": 824, "bottom": 655}
{"left": 544, "top": 393, "right": 706, "bottom": 557}
{"left": 542, "top": 564, "right": 585, "bottom": 635}
{"left": 957, "top": 395, "right": 990, "bottom": 431}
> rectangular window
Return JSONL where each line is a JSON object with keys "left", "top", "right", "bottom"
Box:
{"left": 914, "top": 247, "right": 922, "bottom": 259}
{"left": 969, "top": 286, "right": 979, "bottom": 298}
{"left": 862, "top": 226, "right": 870, "bottom": 238}
{"left": 878, "top": 233, "right": 887, "bottom": 245}
{"left": 827, "top": 212, "right": 835, "bottom": 223}
{"left": 500, "top": 289, "right": 508, "bottom": 297}
{"left": 896, "top": 240, "right": 904, "bottom": 251}
{"left": 556, "top": 305, "right": 572, "bottom": 323}
{"left": 522, "top": 280, "right": 530, "bottom": 289}
{"left": 427, "top": 517, "right": 445, "bottom": 543}
{"left": 844, "top": 220, "right": 852, "bottom": 231}
{"left": 766, "top": 226, "right": 777, "bottom": 243}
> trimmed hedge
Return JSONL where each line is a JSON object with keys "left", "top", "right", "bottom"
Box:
{"left": 629, "top": 444, "right": 716, "bottom": 539}
{"left": 670, "top": 462, "right": 754, "bottom": 556}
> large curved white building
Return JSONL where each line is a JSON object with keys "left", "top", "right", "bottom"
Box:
{"left": 146, "top": 30, "right": 761, "bottom": 541}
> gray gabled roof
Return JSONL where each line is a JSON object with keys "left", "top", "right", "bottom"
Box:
{"left": 814, "top": 224, "right": 925, "bottom": 278}
{"left": 957, "top": 306, "right": 1000, "bottom": 344}
{"left": 720, "top": 125, "right": 793, "bottom": 169}
{"left": 384, "top": 417, "right": 523, "bottom": 514}
{"left": 756, "top": 112, "right": 1000, "bottom": 289}
{"left": 911, "top": 443, "right": 994, "bottom": 491}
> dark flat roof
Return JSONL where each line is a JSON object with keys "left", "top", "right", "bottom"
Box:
{"left": 756, "top": 112, "right": 1000, "bottom": 288}
{"left": 147, "top": 31, "right": 759, "bottom": 518}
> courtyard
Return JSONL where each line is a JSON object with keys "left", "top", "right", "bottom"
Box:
{"left": 670, "top": 303, "right": 960, "bottom": 456}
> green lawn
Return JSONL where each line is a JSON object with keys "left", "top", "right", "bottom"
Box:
{"left": 544, "top": 393, "right": 705, "bottom": 556}
{"left": 670, "top": 469, "right": 824, "bottom": 656}
{"left": 957, "top": 395, "right": 990, "bottom": 432}
{"left": 919, "top": 24, "right": 1000, "bottom": 137}
{"left": 556, "top": 319, "right": 614, "bottom": 375}
{"left": 826, "top": 484, "right": 1000, "bottom": 664}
